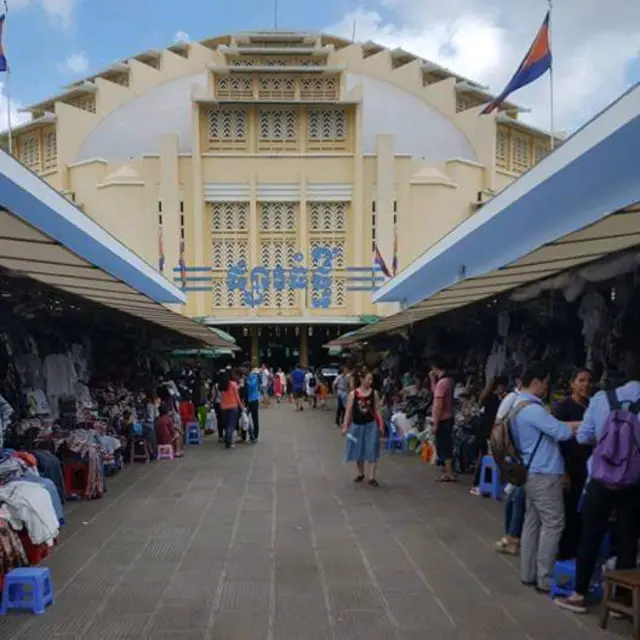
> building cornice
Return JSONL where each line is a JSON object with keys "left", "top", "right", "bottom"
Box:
{"left": 22, "top": 83, "right": 97, "bottom": 114}
{"left": 208, "top": 64, "right": 344, "bottom": 74}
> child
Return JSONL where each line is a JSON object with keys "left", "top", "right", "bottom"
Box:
{"left": 318, "top": 381, "right": 329, "bottom": 410}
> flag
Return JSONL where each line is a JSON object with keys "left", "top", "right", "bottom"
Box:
{"left": 373, "top": 243, "right": 392, "bottom": 279}
{"left": 178, "top": 238, "right": 187, "bottom": 288}
{"left": 0, "top": 13, "right": 8, "bottom": 73}
{"left": 158, "top": 227, "right": 165, "bottom": 273}
{"left": 481, "top": 11, "right": 551, "bottom": 115}
{"left": 392, "top": 226, "right": 398, "bottom": 276}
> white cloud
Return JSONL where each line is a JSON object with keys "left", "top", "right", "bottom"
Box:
{"left": 10, "top": 0, "right": 76, "bottom": 28}
{"left": 327, "top": 1, "right": 640, "bottom": 132}
{"left": 174, "top": 30, "right": 190, "bottom": 43}
{"left": 62, "top": 52, "right": 89, "bottom": 75}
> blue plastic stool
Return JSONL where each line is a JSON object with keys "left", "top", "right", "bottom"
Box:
{"left": 385, "top": 422, "right": 406, "bottom": 454}
{"left": 0, "top": 567, "right": 54, "bottom": 615}
{"left": 550, "top": 559, "right": 603, "bottom": 600}
{"left": 478, "top": 455, "right": 503, "bottom": 500}
{"left": 185, "top": 422, "right": 202, "bottom": 445}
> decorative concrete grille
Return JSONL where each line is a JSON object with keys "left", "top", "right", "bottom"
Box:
{"left": 495, "top": 130, "right": 508, "bottom": 169}
{"left": 308, "top": 202, "right": 346, "bottom": 232}
{"left": 212, "top": 279, "right": 245, "bottom": 308}
{"left": 43, "top": 131, "right": 57, "bottom": 170}
{"left": 259, "top": 108, "right": 297, "bottom": 141}
{"left": 259, "top": 202, "right": 297, "bottom": 232}
{"left": 533, "top": 141, "right": 549, "bottom": 165}
{"left": 259, "top": 239, "right": 297, "bottom": 267}
{"left": 310, "top": 277, "right": 346, "bottom": 308}
{"left": 299, "top": 76, "right": 338, "bottom": 100}
{"left": 67, "top": 94, "right": 96, "bottom": 113}
{"left": 511, "top": 134, "right": 530, "bottom": 173}
{"left": 212, "top": 238, "right": 249, "bottom": 270}
{"left": 309, "top": 239, "right": 345, "bottom": 269}
{"left": 308, "top": 109, "right": 346, "bottom": 140}
{"left": 210, "top": 202, "right": 249, "bottom": 232}
{"left": 456, "top": 94, "right": 483, "bottom": 113}
{"left": 215, "top": 75, "right": 254, "bottom": 99}
{"left": 19, "top": 135, "right": 40, "bottom": 170}
{"left": 230, "top": 57, "right": 322, "bottom": 67}
{"left": 207, "top": 108, "right": 247, "bottom": 141}
{"left": 257, "top": 76, "right": 296, "bottom": 100}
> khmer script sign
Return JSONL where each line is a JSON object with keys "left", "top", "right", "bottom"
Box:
{"left": 226, "top": 246, "right": 335, "bottom": 308}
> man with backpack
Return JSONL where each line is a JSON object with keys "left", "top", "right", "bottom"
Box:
{"left": 493, "top": 362, "right": 578, "bottom": 593}
{"left": 556, "top": 311, "right": 640, "bottom": 614}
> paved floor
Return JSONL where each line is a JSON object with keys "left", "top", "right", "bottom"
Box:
{"left": 0, "top": 402, "right": 632, "bottom": 639}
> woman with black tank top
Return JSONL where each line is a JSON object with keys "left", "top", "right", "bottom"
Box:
{"left": 341, "top": 368, "right": 383, "bottom": 486}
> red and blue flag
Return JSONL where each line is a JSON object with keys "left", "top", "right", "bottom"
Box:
{"left": 373, "top": 243, "right": 392, "bottom": 279}
{"left": 481, "top": 11, "right": 551, "bottom": 114}
{"left": 0, "top": 13, "right": 7, "bottom": 73}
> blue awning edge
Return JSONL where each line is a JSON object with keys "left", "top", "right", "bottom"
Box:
{"left": 375, "top": 82, "right": 640, "bottom": 307}
{"left": 0, "top": 150, "right": 186, "bottom": 305}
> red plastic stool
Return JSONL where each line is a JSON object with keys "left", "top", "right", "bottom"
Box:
{"left": 63, "top": 462, "right": 89, "bottom": 499}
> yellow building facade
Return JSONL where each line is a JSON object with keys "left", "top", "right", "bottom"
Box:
{"left": 5, "top": 31, "right": 557, "bottom": 365}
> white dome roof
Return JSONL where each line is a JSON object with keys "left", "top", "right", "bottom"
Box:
{"left": 76, "top": 71, "right": 477, "bottom": 164}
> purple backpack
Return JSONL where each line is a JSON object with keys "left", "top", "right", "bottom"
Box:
{"left": 591, "top": 390, "right": 640, "bottom": 489}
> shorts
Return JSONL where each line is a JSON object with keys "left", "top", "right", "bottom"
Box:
{"left": 294, "top": 390, "right": 305, "bottom": 399}
{"left": 435, "top": 417, "right": 454, "bottom": 461}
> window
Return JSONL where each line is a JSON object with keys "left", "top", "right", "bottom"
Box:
{"left": 258, "top": 107, "right": 298, "bottom": 151}
{"left": 206, "top": 107, "right": 248, "bottom": 151}
{"left": 495, "top": 129, "right": 508, "bottom": 169}
{"left": 215, "top": 76, "right": 254, "bottom": 100}
{"left": 211, "top": 202, "right": 250, "bottom": 308}
{"left": 308, "top": 202, "right": 346, "bottom": 233}
{"left": 19, "top": 134, "right": 40, "bottom": 171}
{"left": 67, "top": 94, "right": 96, "bottom": 113}
{"left": 307, "top": 108, "right": 347, "bottom": 150}
{"left": 257, "top": 75, "right": 295, "bottom": 100}
{"left": 533, "top": 140, "right": 550, "bottom": 165}
{"left": 299, "top": 76, "right": 338, "bottom": 100}
{"left": 511, "top": 134, "right": 530, "bottom": 173}
{"left": 210, "top": 202, "right": 249, "bottom": 233}
{"left": 42, "top": 130, "right": 57, "bottom": 170}
{"left": 259, "top": 202, "right": 297, "bottom": 232}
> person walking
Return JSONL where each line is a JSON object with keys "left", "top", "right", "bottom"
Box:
{"left": 274, "top": 368, "right": 285, "bottom": 403}
{"left": 334, "top": 366, "right": 350, "bottom": 427}
{"left": 219, "top": 370, "right": 244, "bottom": 449}
{"left": 245, "top": 365, "right": 261, "bottom": 443}
{"left": 342, "top": 369, "right": 383, "bottom": 487}
{"left": 291, "top": 364, "right": 306, "bottom": 411}
{"left": 430, "top": 357, "right": 456, "bottom": 483}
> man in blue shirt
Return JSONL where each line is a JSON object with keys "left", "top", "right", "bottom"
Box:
{"left": 556, "top": 308, "right": 640, "bottom": 614}
{"left": 291, "top": 364, "right": 306, "bottom": 412}
{"left": 244, "top": 363, "right": 261, "bottom": 443}
{"left": 509, "top": 362, "right": 577, "bottom": 593}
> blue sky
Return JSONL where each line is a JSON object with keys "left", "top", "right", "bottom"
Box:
{"left": 3, "top": 0, "right": 640, "bottom": 131}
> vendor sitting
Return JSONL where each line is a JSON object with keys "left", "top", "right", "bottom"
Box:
{"left": 156, "top": 404, "right": 183, "bottom": 458}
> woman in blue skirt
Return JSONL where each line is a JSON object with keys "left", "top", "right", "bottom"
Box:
{"left": 342, "top": 369, "right": 382, "bottom": 486}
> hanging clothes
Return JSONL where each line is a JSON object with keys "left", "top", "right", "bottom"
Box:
{"left": 30, "top": 451, "right": 65, "bottom": 504}
{"left": 0, "top": 513, "right": 28, "bottom": 577}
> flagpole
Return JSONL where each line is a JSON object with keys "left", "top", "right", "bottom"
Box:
{"left": 548, "top": 0, "right": 555, "bottom": 151}
{"left": 5, "top": 68, "right": 11, "bottom": 154}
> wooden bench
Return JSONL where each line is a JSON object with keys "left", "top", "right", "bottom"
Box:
{"left": 600, "top": 569, "right": 640, "bottom": 639}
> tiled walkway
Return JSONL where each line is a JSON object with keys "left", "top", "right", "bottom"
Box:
{"left": 0, "top": 402, "right": 631, "bottom": 639}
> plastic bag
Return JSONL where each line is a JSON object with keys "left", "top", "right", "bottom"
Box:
{"left": 239, "top": 410, "right": 250, "bottom": 432}
{"left": 205, "top": 410, "right": 217, "bottom": 433}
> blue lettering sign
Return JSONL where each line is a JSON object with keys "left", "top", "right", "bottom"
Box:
{"left": 289, "top": 252, "right": 308, "bottom": 290}
{"left": 310, "top": 245, "right": 334, "bottom": 309}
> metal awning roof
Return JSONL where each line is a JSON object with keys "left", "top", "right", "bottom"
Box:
{"left": 0, "top": 151, "right": 236, "bottom": 349}
{"left": 329, "top": 204, "right": 640, "bottom": 347}
{"left": 374, "top": 81, "right": 640, "bottom": 308}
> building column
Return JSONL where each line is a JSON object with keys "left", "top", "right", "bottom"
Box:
{"left": 251, "top": 326, "right": 259, "bottom": 368}
{"left": 300, "top": 329, "right": 309, "bottom": 368}
{"left": 191, "top": 98, "right": 205, "bottom": 316}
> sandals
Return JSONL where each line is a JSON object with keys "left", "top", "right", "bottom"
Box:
{"left": 495, "top": 537, "right": 519, "bottom": 555}
{"left": 368, "top": 479, "right": 380, "bottom": 487}
{"left": 354, "top": 474, "right": 365, "bottom": 483}
{"left": 435, "top": 475, "right": 457, "bottom": 483}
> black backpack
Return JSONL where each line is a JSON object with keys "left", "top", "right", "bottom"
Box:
{"left": 308, "top": 375, "right": 316, "bottom": 388}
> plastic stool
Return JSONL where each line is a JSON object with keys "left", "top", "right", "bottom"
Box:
{"left": 478, "top": 455, "right": 503, "bottom": 500}
{"left": 0, "top": 567, "right": 54, "bottom": 615}
{"left": 63, "top": 462, "right": 88, "bottom": 499}
{"left": 185, "top": 422, "right": 202, "bottom": 445}
{"left": 550, "top": 559, "right": 603, "bottom": 600}
{"left": 157, "top": 444, "right": 174, "bottom": 460}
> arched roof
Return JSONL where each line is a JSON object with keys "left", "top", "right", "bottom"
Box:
{"left": 76, "top": 71, "right": 477, "bottom": 164}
